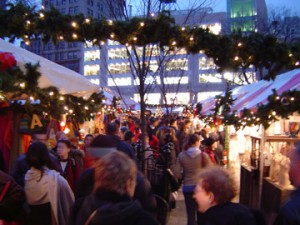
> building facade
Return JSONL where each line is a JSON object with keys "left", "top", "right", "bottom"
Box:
{"left": 227, "top": 0, "right": 267, "bottom": 33}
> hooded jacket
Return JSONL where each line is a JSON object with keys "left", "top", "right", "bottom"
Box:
{"left": 73, "top": 190, "right": 158, "bottom": 225}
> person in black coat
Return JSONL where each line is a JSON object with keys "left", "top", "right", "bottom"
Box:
{"left": 194, "top": 166, "right": 259, "bottom": 225}
{"left": 74, "top": 134, "right": 157, "bottom": 213}
{"left": 72, "top": 151, "right": 159, "bottom": 225}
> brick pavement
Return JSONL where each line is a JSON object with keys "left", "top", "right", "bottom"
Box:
{"left": 167, "top": 190, "right": 187, "bottom": 225}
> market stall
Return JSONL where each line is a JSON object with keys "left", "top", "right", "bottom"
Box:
{"left": 0, "top": 39, "right": 101, "bottom": 172}
{"left": 198, "top": 69, "right": 300, "bottom": 223}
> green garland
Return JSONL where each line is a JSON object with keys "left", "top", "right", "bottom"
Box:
{"left": 0, "top": 63, "right": 105, "bottom": 123}
{"left": 0, "top": 3, "right": 299, "bottom": 75}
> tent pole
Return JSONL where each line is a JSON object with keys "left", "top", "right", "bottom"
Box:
{"left": 258, "top": 125, "right": 266, "bottom": 208}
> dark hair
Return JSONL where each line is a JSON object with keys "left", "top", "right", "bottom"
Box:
{"left": 184, "top": 134, "right": 200, "bottom": 151}
{"left": 26, "top": 142, "right": 54, "bottom": 181}
{"left": 90, "top": 134, "right": 117, "bottom": 148}
{"left": 124, "top": 131, "right": 134, "bottom": 141}
{"left": 106, "top": 123, "right": 119, "bottom": 135}
{"left": 57, "top": 139, "right": 72, "bottom": 148}
{"left": 84, "top": 134, "right": 94, "bottom": 140}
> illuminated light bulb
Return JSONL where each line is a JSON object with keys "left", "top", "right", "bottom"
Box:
{"left": 69, "top": 109, "right": 73, "bottom": 113}
{"left": 90, "top": 113, "right": 94, "bottom": 116}
{"left": 72, "top": 33, "right": 78, "bottom": 39}
{"left": 39, "top": 13, "right": 44, "bottom": 18}
{"left": 49, "top": 92, "right": 54, "bottom": 96}
{"left": 291, "top": 97, "right": 295, "bottom": 101}
{"left": 26, "top": 20, "right": 31, "bottom": 25}
{"left": 189, "top": 37, "right": 194, "bottom": 41}
{"left": 172, "top": 41, "right": 176, "bottom": 46}
{"left": 59, "top": 96, "right": 64, "bottom": 100}
{"left": 151, "top": 12, "right": 155, "bottom": 17}
{"left": 125, "top": 43, "right": 129, "bottom": 46}
{"left": 256, "top": 118, "right": 260, "bottom": 121}
{"left": 85, "top": 18, "right": 91, "bottom": 24}
{"left": 19, "top": 83, "right": 25, "bottom": 88}
{"left": 140, "top": 22, "right": 144, "bottom": 27}
{"left": 91, "top": 100, "right": 95, "bottom": 102}
{"left": 71, "top": 22, "right": 77, "bottom": 28}
{"left": 110, "top": 33, "right": 115, "bottom": 39}
{"left": 64, "top": 128, "right": 70, "bottom": 134}
{"left": 272, "top": 111, "right": 276, "bottom": 116}
{"left": 234, "top": 56, "right": 239, "bottom": 61}
{"left": 24, "top": 35, "right": 28, "bottom": 38}
{"left": 276, "top": 96, "right": 280, "bottom": 100}
{"left": 59, "top": 36, "right": 64, "bottom": 40}
{"left": 133, "top": 37, "right": 137, "bottom": 41}
{"left": 100, "top": 41, "right": 105, "bottom": 45}
{"left": 84, "top": 106, "right": 89, "bottom": 110}
{"left": 296, "top": 61, "right": 299, "bottom": 66}
{"left": 77, "top": 103, "right": 81, "bottom": 105}
{"left": 238, "top": 42, "right": 242, "bottom": 47}
{"left": 64, "top": 106, "right": 68, "bottom": 110}
{"left": 181, "top": 27, "right": 186, "bottom": 31}
{"left": 108, "top": 20, "right": 113, "bottom": 25}
{"left": 25, "top": 41, "right": 30, "bottom": 45}
{"left": 289, "top": 53, "right": 293, "bottom": 57}
{"left": 60, "top": 121, "right": 66, "bottom": 127}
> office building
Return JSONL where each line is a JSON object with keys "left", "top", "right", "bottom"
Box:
{"left": 227, "top": 0, "right": 267, "bottom": 33}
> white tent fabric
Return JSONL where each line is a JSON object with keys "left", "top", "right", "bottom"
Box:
{"left": 231, "top": 69, "right": 300, "bottom": 111}
{"left": 199, "top": 69, "right": 300, "bottom": 115}
{"left": 0, "top": 39, "right": 99, "bottom": 98}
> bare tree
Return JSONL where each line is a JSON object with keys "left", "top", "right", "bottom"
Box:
{"left": 100, "top": 0, "right": 217, "bottom": 153}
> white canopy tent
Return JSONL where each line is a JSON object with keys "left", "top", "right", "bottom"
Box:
{"left": 0, "top": 39, "right": 99, "bottom": 98}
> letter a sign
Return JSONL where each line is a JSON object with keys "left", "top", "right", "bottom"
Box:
{"left": 30, "top": 114, "right": 43, "bottom": 129}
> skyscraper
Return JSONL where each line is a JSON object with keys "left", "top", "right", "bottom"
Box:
{"left": 227, "top": 0, "right": 267, "bottom": 33}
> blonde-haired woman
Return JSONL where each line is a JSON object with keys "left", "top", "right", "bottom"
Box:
{"left": 174, "top": 133, "right": 211, "bottom": 225}
{"left": 73, "top": 151, "right": 159, "bottom": 225}
{"left": 194, "top": 166, "right": 257, "bottom": 225}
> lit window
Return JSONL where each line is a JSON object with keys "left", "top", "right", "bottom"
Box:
{"left": 84, "top": 50, "right": 100, "bottom": 62}
{"left": 108, "top": 77, "right": 131, "bottom": 86}
{"left": 84, "top": 64, "right": 100, "bottom": 76}
{"left": 199, "top": 73, "right": 222, "bottom": 83}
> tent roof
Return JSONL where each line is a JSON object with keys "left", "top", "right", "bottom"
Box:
{"left": 0, "top": 39, "right": 99, "bottom": 98}
{"left": 199, "top": 69, "right": 300, "bottom": 115}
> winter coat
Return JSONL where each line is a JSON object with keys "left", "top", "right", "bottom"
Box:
{"left": 0, "top": 170, "right": 26, "bottom": 221}
{"left": 273, "top": 187, "right": 300, "bottom": 225}
{"left": 74, "top": 168, "right": 157, "bottom": 213}
{"left": 198, "top": 202, "right": 257, "bottom": 225}
{"left": 72, "top": 190, "right": 159, "bottom": 225}
{"left": 58, "top": 158, "right": 80, "bottom": 192}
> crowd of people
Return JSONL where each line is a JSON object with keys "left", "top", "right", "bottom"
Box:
{"left": 0, "top": 115, "right": 299, "bottom": 225}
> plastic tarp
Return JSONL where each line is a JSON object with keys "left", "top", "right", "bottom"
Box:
{"left": 0, "top": 39, "right": 99, "bottom": 98}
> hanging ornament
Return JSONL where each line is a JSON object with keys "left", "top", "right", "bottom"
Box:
{"left": 0, "top": 52, "right": 17, "bottom": 71}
